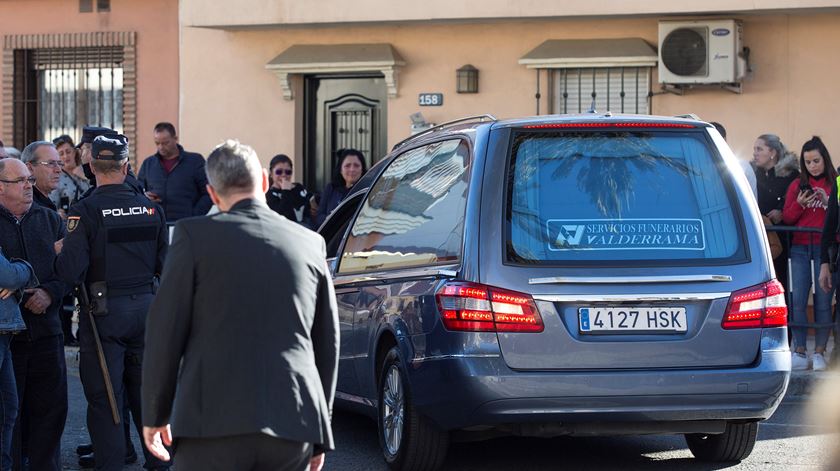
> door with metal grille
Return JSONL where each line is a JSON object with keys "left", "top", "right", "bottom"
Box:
{"left": 328, "top": 94, "right": 377, "bottom": 168}
{"left": 305, "top": 76, "right": 387, "bottom": 194}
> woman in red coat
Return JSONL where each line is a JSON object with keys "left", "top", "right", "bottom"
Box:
{"left": 782, "top": 136, "right": 837, "bottom": 371}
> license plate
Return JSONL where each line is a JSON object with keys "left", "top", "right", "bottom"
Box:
{"left": 579, "top": 307, "right": 687, "bottom": 334}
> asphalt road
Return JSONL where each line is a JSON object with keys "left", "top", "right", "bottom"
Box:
{"left": 61, "top": 349, "right": 836, "bottom": 470}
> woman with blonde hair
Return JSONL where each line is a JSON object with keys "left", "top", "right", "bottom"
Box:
{"left": 754, "top": 133, "right": 799, "bottom": 297}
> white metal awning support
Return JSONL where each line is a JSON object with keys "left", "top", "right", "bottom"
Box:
{"left": 518, "top": 38, "right": 658, "bottom": 69}
{"left": 265, "top": 43, "right": 406, "bottom": 100}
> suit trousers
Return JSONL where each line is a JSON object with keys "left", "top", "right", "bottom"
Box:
{"left": 79, "top": 294, "right": 167, "bottom": 471}
{"left": 175, "top": 433, "right": 313, "bottom": 471}
{"left": 10, "top": 334, "right": 67, "bottom": 471}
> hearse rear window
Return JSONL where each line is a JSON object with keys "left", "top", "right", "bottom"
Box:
{"left": 506, "top": 130, "right": 745, "bottom": 264}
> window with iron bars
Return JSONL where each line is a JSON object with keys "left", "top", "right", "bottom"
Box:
{"left": 550, "top": 67, "right": 651, "bottom": 115}
{"left": 12, "top": 46, "right": 124, "bottom": 148}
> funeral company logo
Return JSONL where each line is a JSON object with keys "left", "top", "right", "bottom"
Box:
{"left": 546, "top": 218, "right": 705, "bottom": 251}
{"left": 554, "top": 225, "right": 586, "bottom": 247}
{"left": 102, "top": 206, "right": 156, "bottom": 217}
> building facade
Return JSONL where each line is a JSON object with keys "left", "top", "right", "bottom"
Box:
{"left": 180, "top": 1, "right": 840, "bottom": 193}
{"left": 0, "top": 0, "right": 179, "bottom": 163}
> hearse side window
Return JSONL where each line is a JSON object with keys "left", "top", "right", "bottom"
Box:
{"left": 338, "top": 139, "right": 470, "bottom": 274}
{"left": 506, "top": 130, "right": 745, "bottom": 264}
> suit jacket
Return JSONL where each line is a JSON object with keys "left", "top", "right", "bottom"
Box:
{"left": 142, "top": 198, "right": 339, "bottom": 451}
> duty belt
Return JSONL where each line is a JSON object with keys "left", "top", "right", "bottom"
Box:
{"left": 102, "top": 283, "right": 155, "bottom": 297}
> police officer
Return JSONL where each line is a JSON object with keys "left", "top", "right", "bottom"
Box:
{"left": 73, "top": 125, "right": 141, "bottom": 467}
{"left": 76, "top": 126, "right": 145, "bottom": 201}
{"left": 55, "top": 135, "right": 169, "bottom": 471}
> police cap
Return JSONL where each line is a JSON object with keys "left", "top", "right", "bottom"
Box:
{"left": 78, "top": 126, "right": 118, "bottom": 148}
{"left": 92, "top": 134, "right": 129, "bottom": 161}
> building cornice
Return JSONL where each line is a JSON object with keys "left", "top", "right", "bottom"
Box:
{"left": 181, "top": 0, "right": 840, "bottom": 29}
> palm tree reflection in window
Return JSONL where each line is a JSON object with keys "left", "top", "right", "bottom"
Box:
{"left": 509, "top": 133, "right": 697, "bottom": 261}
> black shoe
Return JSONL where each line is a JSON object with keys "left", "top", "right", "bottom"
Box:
{"left": 76, "top": 443, "right": 93, "bottom": 456}
{"left": 78, "top": 453, "right": 94, "bottom": 469}
{"left": 78, "top": 450, "right": 139, "bottom": 468}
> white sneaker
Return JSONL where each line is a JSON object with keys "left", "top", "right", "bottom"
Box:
{"left": 813, "top": 353, "right": 827, "bottom": 371}
{"left": 792, "top": 352, "right": 810, "bottom": 371}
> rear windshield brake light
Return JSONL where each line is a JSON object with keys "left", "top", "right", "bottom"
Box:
{"left": 436, "top": 281, "right": 544, "bottom": 333}
{"left": 722, "top": 279, "right": 787, "bottom": 329}
{"left": 522, "top": 122, "right": 696, "bottom": 129}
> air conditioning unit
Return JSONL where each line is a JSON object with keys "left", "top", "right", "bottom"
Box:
{"left": 658, "top": 20, "right": 746, "bottom": 84}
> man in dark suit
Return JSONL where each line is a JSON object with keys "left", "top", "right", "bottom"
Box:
{"left": 141, "top": 139, "right": 339, "bottom": 471}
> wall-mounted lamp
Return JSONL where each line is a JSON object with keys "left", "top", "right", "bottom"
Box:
{"left": 456, "top": 64, "right": 479, "bottom": 94}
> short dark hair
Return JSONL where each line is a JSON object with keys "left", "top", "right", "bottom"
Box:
{"left": 269, "top": 154, "right": 293, "bottom": 170}
{"left": 91, "top": 158, "right": 127, "bottom": 175}
{"left": 332, "top": 148, "right": 367, "bottom": 188}
{"left": 153, "top": 122, "right": 177, "bottom": 137}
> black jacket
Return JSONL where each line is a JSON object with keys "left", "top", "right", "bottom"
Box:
{"left": 266, "top": 183, "right": 312, "bottom": 228}
{"left": 0, "top": 203, "right": 67, "bottom": 340}
{"left": 315, "top": 183, "right": 350, "bottom": 228}
{"left": 55, "top": 184, "right": 167, "bottom": 293}
{"left": 138, "top": 145, "right": 212, "bottom": 222}
{"left": 755, "top": 154, "right": 799, "bottom": 216}
{"left": 821, "top": 180, "right": 840, "bottom": 262}
{"left": 33, "top": 187, "right": 57, "bottom": 212}
{"left": 142, "top": 199, "right": 339, "bottom": 451}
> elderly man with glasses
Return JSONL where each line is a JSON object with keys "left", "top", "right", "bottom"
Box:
{"left": 0, "top": 158, "right": 69, "bottom": 471}
{"left": 21, "top": 141, "right": 63, "bottom": 213}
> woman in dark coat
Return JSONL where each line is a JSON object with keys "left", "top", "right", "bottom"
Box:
{"left": 753, "top": 133, "right": 799, "bottom": 295}
{"left": 315, "top": 149, "right": 367, "bottom": 227}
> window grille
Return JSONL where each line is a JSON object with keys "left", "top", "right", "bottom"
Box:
{"left": 552, "top": 67, "right": 651, "bottom": 115}
{"left": 12, "top": 47, "right": 124, "bottom": 147}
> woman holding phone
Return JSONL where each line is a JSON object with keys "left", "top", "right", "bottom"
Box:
{"left": 782, "top": 136, "right": 836, "bottom": 371}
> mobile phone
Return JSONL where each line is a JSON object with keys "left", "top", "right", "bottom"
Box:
{"left": 799, "top": 183, "right": 813, "bottom": 194}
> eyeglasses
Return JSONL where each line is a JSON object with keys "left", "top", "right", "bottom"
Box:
{"left": 32, "top": 160, "right": 64, "bottom": 169}
{"left": 274, "top": 169, "right": 293, "bottom": 176}
{"left": 0, "top": 176, "right": 36, "bottom": 185}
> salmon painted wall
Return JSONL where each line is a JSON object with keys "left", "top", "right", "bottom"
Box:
{"left": 178, "top": 12, "right": 840, "bottom": 170}
{"left": 0, "top": 0, "right": 179, "bottom": 162}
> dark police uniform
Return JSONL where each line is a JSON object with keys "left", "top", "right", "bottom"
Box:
{"left": 72, "top": 126, "right": 142, "bottom": 466}
{"left": 55, "top": 135, "right": 168, "bottom": 471}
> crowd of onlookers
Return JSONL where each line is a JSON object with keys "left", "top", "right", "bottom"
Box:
{"left": 737, "top": 126, "right": 839, "bottom": 372}
{"left": 2, "top": 118, "right": 837, "bottom": 468}
{"left": 0, "top": 123, "right": 368, "bottom": 470}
